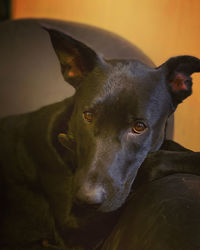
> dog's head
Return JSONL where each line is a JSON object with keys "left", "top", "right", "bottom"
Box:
{"left": 45, "top": 28, "right": 200, "bottom": 212}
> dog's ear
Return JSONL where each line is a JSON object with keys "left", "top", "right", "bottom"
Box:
{"left": 158, "top": 56, "right": 200, "bottom": 106}
{"left": 43, "top": 27, "right": 101, "bottom": 89}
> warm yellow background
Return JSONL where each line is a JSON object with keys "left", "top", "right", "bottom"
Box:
{"left": 12, "top": 0, "right": 200, "bottom": 151}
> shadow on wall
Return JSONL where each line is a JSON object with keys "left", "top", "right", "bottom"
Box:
{"left": 0, "top": 0, "right": 11, "bottom": 21}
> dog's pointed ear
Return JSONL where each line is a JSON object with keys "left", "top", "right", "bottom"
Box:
{"left": 43, "top": 27, "right": 101, "bottom": 89}
{"left": 158, "top": 56, "right": 200, "bottom": 106}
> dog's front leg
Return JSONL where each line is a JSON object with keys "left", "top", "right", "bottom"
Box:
{"left": 134, "top": 146, "right": 200, "bottom": 187}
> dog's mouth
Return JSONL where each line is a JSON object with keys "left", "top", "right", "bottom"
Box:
{"left": 73, "top": 191, "right": 127, "bottom": 216}
{"left": 74, "top": 180, "right": 134, "bottom": 213}
{"left": 74, "top": 199, "right": 102, "bottom": 212}
{"left": 98, "top": 186, "right": 133, "bottom": 212}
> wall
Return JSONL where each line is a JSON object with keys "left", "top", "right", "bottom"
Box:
{"left": 12, "top": 0, "right": 200, "bottom": 151}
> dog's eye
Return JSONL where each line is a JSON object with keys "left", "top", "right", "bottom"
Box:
{"left": 83, "top": 111, "right": 94, "bottom": 123}
{"left": 132, "top": 121, "right": 146, "bottom": 134}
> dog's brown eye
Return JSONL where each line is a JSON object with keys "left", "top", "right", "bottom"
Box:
{"left": 83, "top": 111, "right": 94, "bottom": 122}
{"left": 132, "top": 121, "right": 146, "bottom": 134}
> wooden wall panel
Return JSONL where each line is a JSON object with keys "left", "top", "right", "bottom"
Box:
{"left": 12, "top": 0, "right": 200, "bottom": 151}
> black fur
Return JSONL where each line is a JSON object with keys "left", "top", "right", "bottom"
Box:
{"left": 0, "top": 28, "right": 200, "bottom": 249}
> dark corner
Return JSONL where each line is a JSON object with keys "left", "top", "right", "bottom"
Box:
{"left": 0, "top": 0, "right": 11, "bottom": 21}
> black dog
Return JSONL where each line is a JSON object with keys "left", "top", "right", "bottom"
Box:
{"left": 0, "top": 28, "right": 200, "bottom": 249}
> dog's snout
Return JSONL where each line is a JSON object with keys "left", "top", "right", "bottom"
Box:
{"left": 76, "top": 184, "right": 106, "bottom": 206}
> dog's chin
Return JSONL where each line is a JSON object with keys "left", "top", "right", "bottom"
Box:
{"left": 97, "top": 182, "right": 134, "bottom": 212}
{"left": 74, "top": 199, "right": 124, "bottom": 213}
{"left": 98, "top": 204, "right": 121, "bottom": 213}
{"left": 98, "top": 195, "right": 128, "bottom": 213}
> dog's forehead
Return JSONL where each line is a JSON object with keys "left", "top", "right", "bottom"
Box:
{"left": 92, "top": 61, "right": 165, "bottom": 107}
{"left": 104, "top": 61, "right": 157, "bottom": 92}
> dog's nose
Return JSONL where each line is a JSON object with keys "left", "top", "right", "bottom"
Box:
{"left": 76, "top": 184, "right": 106, "bottom": 206}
